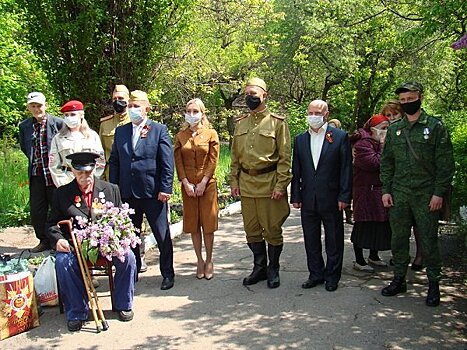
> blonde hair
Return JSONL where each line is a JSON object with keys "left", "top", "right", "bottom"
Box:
{"left": 59, "top": 111, "right": 91, "bottom": 138}
{"left": 181, "top": 98, "right": 212, "bottom": 130}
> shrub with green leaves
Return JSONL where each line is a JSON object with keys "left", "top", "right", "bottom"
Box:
{"left": 0, "top": 138, "right": 29, "bottom": 228}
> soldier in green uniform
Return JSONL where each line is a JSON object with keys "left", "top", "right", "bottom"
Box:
{"left": 229, "top": 77, "right": 292, "bottom": 289}
{"left": 380, "top": 81, "right": 455, "bottom": 306}
{"left": 99, "top": 85, "right": 130, "bottom": 181}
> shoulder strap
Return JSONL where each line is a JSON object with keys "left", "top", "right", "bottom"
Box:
{"left": 402, "top": 129, "right": 435, "bottom": 177}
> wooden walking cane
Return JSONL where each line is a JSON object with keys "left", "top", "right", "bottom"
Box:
{"left": 58, "top": 220, "right": 109, "bottom": 333}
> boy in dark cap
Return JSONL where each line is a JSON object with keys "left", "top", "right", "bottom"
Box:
{"left": 46, "top": 152, "right": 136, "bottom": 331}
{"left": 380, "top": 81, "right": 455, "bottom": 306}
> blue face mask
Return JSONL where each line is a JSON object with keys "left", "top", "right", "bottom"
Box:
{"left": 129, "top": 107, "right": 144, "bottom": 124}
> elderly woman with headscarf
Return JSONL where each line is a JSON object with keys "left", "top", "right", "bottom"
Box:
{"left": 351, "top": 114, "right": 392, "bottom": 272}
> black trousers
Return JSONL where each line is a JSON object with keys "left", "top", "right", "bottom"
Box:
{"left": 301, "top": 208, "right": 344, "bottom": 283}
{"left": 29, "top": 175, "right": 55, "bottom": 243}
{"left": 125, "top": 197, "right": 174, "bottom": 279}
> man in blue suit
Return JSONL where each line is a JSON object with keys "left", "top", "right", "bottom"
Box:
{"left": 19, "top": 92, "right": 63, "bottom": 252}
{"left": 109, "top": 90, "right": 175, "bottom": 290}
{"left": 290, "top": 99, "right": 352, "bottom": 292}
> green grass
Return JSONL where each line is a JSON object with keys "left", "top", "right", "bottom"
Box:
{"left": 0, "top": 137, "right": 30, "bottom": 228}
{"left": 0, "top": 141, "right": 232, "bottom": 228}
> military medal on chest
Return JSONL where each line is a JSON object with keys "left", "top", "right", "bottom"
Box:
{"left": 99, "top": 191, "right": 106, "bottom": 204}
{"left": 396, "top": 130, "right": 401, "bottom": 136}
{"left": 423, "top": 127, "right": 431, "bottom": 140}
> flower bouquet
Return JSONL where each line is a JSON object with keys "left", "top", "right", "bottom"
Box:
{"left": 72, "top": 202, "right": 141, "bottom": 264}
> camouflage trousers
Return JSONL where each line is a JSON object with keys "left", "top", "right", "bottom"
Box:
{"left": 389, "top": 191, "right": 441, "bottom": 281}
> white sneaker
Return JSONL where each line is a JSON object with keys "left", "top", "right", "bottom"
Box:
{"left": 353, "top": 262, "right": 375, "bottom": 272}
{"left": 368, "top": 258, "right": 388, "bottom": 267}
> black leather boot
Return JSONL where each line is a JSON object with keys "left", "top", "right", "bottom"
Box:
{"left": 243, "top": 242, "right": 267, "bottom": 286}
{"left": 267, "top": 244, "right": 283, "bottom": 289}
{"left": 426, "top": 280, "right": 440, "bottom": 307}
{"left": 381, "top": 276, "right": 407, "bottom": 296}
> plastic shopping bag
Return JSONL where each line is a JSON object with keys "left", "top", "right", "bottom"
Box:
{"left": 33, "top": 256, "right": 58, "bottom": 307}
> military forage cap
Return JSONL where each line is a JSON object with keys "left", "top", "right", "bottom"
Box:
{"left": 114, "top": 84, "right": 129, "bottom": 98}
{"left": 129, "top": 90, "right": 149, "bottom": 102}
{"left": 395, "top": 81, "right": 424, "bottom": 95}
{"left": 246, "top": 77, "right": 267, "bottom": 92}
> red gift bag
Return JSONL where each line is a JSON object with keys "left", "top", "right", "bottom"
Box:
{"left": 0, "top": 271, "right": 40, "bottom": 340}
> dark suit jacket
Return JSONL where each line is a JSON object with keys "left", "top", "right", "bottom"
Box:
{"left": 18, "top": 114, "right": 63, "bottom": 178}
{"left": 290, "top": 126, "right": 352, "bottom": 212}
{"left": 46, "top": 177, "right": 122, "bottom": 248}
{"left": 108, "top": 119, "right": 174, "bottom": 199}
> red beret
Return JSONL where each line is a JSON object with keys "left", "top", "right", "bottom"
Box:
{"left": 61, "top": 100, "right": 84, "bottom": 113}
{"left": 368, "top": 114, "right": 389, "bottom": 128}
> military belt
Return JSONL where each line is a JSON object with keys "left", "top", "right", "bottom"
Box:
{"left": 240, "top": 164, "right": 277, "bottom": 176}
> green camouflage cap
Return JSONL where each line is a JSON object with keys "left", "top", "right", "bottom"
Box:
{"left": 395, "top": 81, "right": 424, "bottom": 95}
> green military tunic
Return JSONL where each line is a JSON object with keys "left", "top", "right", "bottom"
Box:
{"left": 99, "top": 112, "right": 130, "bottom": 181}
{"left": 229, "top": 108, "right": 292, "bottom": 245}
{"left": 381, "top": 110, "right": 455, "bottom": 281}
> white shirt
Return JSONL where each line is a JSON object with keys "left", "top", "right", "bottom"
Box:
{"left": 308, "top": 122, "right": 328, "bottom": 169}
{"left": 132, "top": 118, "right": 147, "bottom": 149}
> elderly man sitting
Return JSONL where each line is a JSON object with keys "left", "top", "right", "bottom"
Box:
{"left": 46, "top": 152, "right": 136, "bottom": 332}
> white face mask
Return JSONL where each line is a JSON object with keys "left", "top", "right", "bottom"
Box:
{"left": 371, "top": 127, "right": 388, "bottom": 143}
{"left": 307, "top": 115, "right": 324, "bottom": 129}
{"left": 185, "top": 112, "right": 202, "bottom": 126}
{"left": 63, "top": 115, "right": 81, "bottom": 128}
{"left": 129, "top": 107, "right": 144, "bottom": 124}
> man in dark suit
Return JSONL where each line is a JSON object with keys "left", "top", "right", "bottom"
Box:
{"left": 109, "top": 90, "right": 175, "bottom": 290}
{"left": 19, "top": 92, "right": 63, "bottom": 252}
{"left": 291, "top": 99, "right": 352, "bottom": 292}
{"left": 47, "top": 152, "right": 136, "bottom": 332}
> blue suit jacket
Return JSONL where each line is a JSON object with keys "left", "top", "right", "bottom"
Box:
{"left": 290, "top": 126, "right": 352, "bottom": 212}
{"left": 18, "top": 114, "right": 63, "bottom": 178}
{"left": 108, "top": 119, "right": 174, "bottom": 199}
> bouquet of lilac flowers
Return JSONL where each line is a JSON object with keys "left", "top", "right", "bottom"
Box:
{"left": 73, "top": 202, "right": 141, "bottom": 264}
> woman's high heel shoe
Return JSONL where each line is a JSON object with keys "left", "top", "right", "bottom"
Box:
{"left": 205, "top": 262, "right": 214, "bottom": 280}
{"left": 196, "top": 261, "right": 205, "bottom": 279}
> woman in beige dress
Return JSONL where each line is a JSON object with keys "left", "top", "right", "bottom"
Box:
{"left": 174, "top": 98, "right": 220, "bottom": 279}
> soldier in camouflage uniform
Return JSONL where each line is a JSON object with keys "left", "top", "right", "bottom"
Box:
{"left": 380, "top": 81, "right": 455, "bottom": 306}
{"left": 229, "top": 77, "right": 292, "bottom": 289}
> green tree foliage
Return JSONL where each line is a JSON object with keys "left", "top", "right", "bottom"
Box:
{"left": 0, "top": 0, "right": 52, "bottom": 137}
{"left": 19, "top": 0, "right": 194, "bottom": 127}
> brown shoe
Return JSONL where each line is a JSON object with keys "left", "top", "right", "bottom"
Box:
{"left": 30, "top": 241, "right": 50, "bottom": 253}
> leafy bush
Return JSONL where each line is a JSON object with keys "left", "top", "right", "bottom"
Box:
{"left": 447, "top": 111, "right": 467, "bottom": 214}
{"left": 0, "top": 137, "right": 29, "bottom": 228}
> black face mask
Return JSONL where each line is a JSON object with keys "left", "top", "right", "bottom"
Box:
{"left": 113, "top": 100, "right": 128, "bottom": 114}
{"left": 401, "top": 99, "right": 421, "bottom": 115}
{"left": 245, "top": 95, "right": 262, "bottom": 110}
